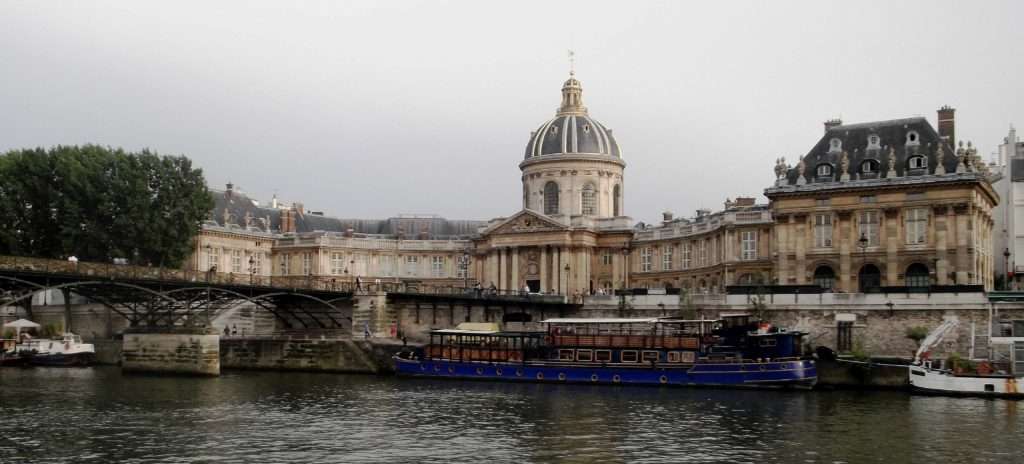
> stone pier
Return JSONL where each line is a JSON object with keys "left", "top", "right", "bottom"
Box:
{"left": 121, "top": 328, "right": 221, "bottom": 376}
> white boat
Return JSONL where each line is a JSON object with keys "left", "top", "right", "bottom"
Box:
{"left": 15, "top": 333, "right": 96, "bottom": 366}
{"left": 908, "top": 319, "right": 1024, "bottom": 398}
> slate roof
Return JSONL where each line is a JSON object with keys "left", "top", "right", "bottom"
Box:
{"left": 524, "top": 114, "right": 622, "bottom": 159}
{"left": 207, "top": 189, "right": 484, "bottom": 239}
{"left": 779, "top": 117, "right": 958, "bottom": 186}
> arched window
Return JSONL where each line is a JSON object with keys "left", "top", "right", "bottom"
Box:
{"left": 581, "top": 184, "right": 597, "bottom": 215}
{"left": 908, "top": 155, "right": 927, "bottom": 170}
{"left": 861, "top": 159, "right": 879, "bottom": 174}
{"left": 613, "top": 184, "right": 621, "bottom": 216}
{"left": 829, "top": 138, "right": 842, "bottom": 153}
{"left": 543, "top": 182, "right": 559, "bottom": 215}
{"left": 816, "top": 163, "right": 833, "bottom": 177}
{"left": 858, "top": 264, "right": 881, "bottom": 292}
{"left": 906, "top": 263, "right": 930, "bottom": 288}
{"left": 813, "top": 266, "right": 836, "bottom": 290}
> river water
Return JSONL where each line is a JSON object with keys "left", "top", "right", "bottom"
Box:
{"left": 0, "top": 367, "right": 1020, "bottom": 463}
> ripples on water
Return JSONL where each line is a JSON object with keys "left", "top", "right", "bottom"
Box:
{"left": 0, "top": 367, "right": 1021, "bottom": 463}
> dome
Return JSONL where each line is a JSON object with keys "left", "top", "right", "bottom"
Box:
{"left": 523, "top": 75, "right": 622, "bottom": 160}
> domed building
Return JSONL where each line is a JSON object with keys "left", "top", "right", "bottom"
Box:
{"left": 472, "top": 73, "right": 634, "bottom": 295}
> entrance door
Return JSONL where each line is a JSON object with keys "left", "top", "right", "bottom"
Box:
{"left": 837, "top": 321, "right": 854, "bottom": 352}
{"left": 858, "top": 264, "right": 881, "bottom": 292}
{"left": 526, "top": 279, "right": 540, "bottom": 293}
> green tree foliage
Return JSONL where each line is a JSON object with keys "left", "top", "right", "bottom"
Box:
{"left": 0, "top": 145, "right": 213, "bottom": 267}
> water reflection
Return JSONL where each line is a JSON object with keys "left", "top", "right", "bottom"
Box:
{"left": 1, "top": 368, "right": 1021, "bottom": 463}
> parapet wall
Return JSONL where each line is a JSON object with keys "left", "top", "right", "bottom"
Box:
{"left": 220, "top": 337, "right": 403, "bottom": 373}
{"left": 122, "top": 331, "right": 220, "bottom": 376}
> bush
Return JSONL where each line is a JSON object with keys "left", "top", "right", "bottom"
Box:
{"left": 905, "top": 326, "right": 929, "bottom": 345}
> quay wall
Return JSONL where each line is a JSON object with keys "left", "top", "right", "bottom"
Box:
{"left": 220, "top": 337, "right": 407, "bottom": 374}
{"left": 122, "top": 331, "right": 220, "bottom": 376}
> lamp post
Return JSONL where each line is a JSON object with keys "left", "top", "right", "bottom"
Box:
{"left": 248, "top": 255, "right": 256, "bottom": 286}
{"left": 1004, "top": 248, "right": 1011, "bottom": 290}
{"left": 621, "top": 245, "right": 631, "bottom": 291}
{"left": 857, "top": 232, "right": 869, "bottom": 292}
{"left": 564, "top": 263, "right": 571, "bottom": 298}
{"left": 458, "top": 251, "right": 471, "bottom": 292}
{"left": 885, "top": 300, "right": 895, "bottom": 318}
{"left": 205, "top": 244, "right": 214, "bottom": 283}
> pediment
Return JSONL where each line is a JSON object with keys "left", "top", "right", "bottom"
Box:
{"left": 482, "top": 210, "right": 567, "bottom": 236}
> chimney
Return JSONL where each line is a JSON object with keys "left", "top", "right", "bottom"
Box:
{"left": 225, "top": 182, "right": 234, "bottom": 200}
{"left": 662, "top": 211, "right": 674, "bottom": 224}
{"left": 824, "top": 118, "right": 843, "bottom": 133}
{"left": 937, "top": 106, "right": 956, "bottom": 146}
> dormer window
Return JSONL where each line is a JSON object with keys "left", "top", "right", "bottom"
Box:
{"left": 816, "top": 163, "right": 833, "bottom": 177}
{"left": 550, "top": 126, "right": 559, "bottom": 135}
{"left": 829, "top": 138, "right": 842, "bottom": 153}
{"left": 906, "top": 131, "right": 920, "bottom": 146}
{"left": 908, "top": 155, "right": 927, "bottom": 170}
{"left": 583, "top": 124, "right": 591, "bottom": 133}
{"left": 861, "top": 159, "right": 879, "bottom": 174}
{"left": 867, "top": 135, "right": 881, "bottom": 149}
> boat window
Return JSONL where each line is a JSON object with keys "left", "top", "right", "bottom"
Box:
{"left": 759, "top": 338, "right": 777, "bottom": 347}
{"left": 667, "top": 351, "right": 680, "bottom": 363}
{"left": 642, "top": 351, "right": 660, "bottom": 362}
{"left": 558, "top": 349, "right": 574, "bottom": 361}
{"left": 595, "top": 350, "right": 612, "bottom": 362}
{"left": 576, "top": 349, "right": 593, "bottom": 362}
{"left": 620, "top": 350, "right": 638, "bottom": 363}
{"left": 679, "top": 351, "right": 696, "bottom": 363}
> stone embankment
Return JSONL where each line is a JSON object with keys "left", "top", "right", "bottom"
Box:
{"left": 220, "top": 337, "right": 407, "bottom": 373}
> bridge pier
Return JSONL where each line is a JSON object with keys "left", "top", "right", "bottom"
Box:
{"left": 122, "top": 328, "right": 221, "bottom": 376}
{"left": 352, "top": 292, "right": 394, "bottom": 339}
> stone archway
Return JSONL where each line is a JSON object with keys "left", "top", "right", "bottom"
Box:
{"left": 858, "top": 264, "right": 881, "bottom": 293}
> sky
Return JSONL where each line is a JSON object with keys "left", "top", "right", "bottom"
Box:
{"left": 1, "top": 1, "right": 1022, "bottom": 223}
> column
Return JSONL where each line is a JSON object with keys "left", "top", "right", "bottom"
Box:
{"left": 612, "top": 248, "right": 621, "bottom": 290}
{"left": 497, "top": 248, "right": 505, "bottom": 290}
{"left": 794, "top": 214, "right": 807, "bottom": 284}
{"left": 775, "top": 215, "right": 788, "bottom": 284}
{"left": 885, "top": 208, "right": 900, "bottom": 285}
{"left": 540, "top": 246, "right": 548, "bottom": 292}
{"left": 934, "top": 206, "right": 949, "bottom": 285}
{"left": 837, "top": 210, "right": 852, "bottom": 292}
{"left": 510, "top": 247, "right": 520, "bottom": 291}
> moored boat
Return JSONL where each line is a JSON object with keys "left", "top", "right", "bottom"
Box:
{"left": 395, "top": 315, "right": 816, "bottom": 389}
{"left": 15, "top": 333, "right": 96, "bottom": 367}
{"left": 909, "top": 320, "right": 1024, "bottom": 399}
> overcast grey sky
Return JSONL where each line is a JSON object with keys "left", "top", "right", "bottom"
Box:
{"left": 1, "top": 1, "right": 1021, "bottom": 223}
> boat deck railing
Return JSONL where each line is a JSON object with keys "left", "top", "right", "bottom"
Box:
{"left": 550, "top": 334, "right": 701, "bottom": 350}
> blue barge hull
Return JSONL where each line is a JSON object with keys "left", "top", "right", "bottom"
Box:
{"left": 395, "top": 357, "right": 817, "bottom": 388}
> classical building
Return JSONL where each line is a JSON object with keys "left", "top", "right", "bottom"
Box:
{"left": 766, "top": 109, "right": 998, "bottom": 292}
{"left": 186, "top": 77, "right": 1000, "bottom": 300}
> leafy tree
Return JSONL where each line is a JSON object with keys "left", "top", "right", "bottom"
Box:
{"left": 0, "top": 145, "right": 213, "bottom": 267}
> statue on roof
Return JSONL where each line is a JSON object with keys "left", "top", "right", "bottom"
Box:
{"left": 955, "top": 140, "right": 967, "bottom": 173}
{"left": 795, "top": 156, "right": 806, "bottom": 185}
{"left": 887, "top": 146, "right": 898, "bottom": 178}
{"left": 839, "top": 150, "right": 850, "bottom": 182}
{"left": 934, "top": 144, "right": 946, "bottom": 175}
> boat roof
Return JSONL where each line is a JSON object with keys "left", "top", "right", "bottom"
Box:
{"left": 542, "top": 318, "right": 660, "bottom": 324}
{"left": 432, "top": 329, "right": 500, "bottom": 335}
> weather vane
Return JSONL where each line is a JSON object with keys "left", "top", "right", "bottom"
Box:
{"left": 568, "top": 49, "right": 575, "bottom": 76}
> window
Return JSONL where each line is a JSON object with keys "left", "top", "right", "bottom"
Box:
{"left": 602, "top": 251, "right": 613, "bottom": 266}
{"left": 206, "top": 248, "right": 220, "bottom": 272}
{"left": 380, "top": 255, "right": 395, "bottom": 277}
{"left": 595, "top": 350, "right": 612, "bottom": 362}
{"left": 814, "top": 266, "right": 836, "bottom": 290}
{"left": 759, "top": 338, "right": 778, "bottom": 347}
{"left": 908, "top": 156, "right": 927, "bottom": 169}
{"left": 456, "top": 256, "right": 469, "bottom": 279}
{"left": 698, "top": 241, "right": 708, "bottom": 267}
{"left": 662, "top": 245, "right": 673, "bottom": 271}
{"left": 331, "top": 252, "right": 345, "bottom": 275}
{"left": 681, "top": 243, "right": 691, "bottom": 269}
{"left": 868, "top": 134, "right": 880, "bottom": 149}
{"left": 667, "top": 351, "right": 681, "bottom": 363}
{"left": 858, "top": 211, "right": 879, "bottom": 247}
{"left": 642, "top": 351, "right": 660, "bottom": 363}
{"left": 544, "top": 182, "right": 559, "bottom": 215}
{"left": 558, "top": 349, "right": 574, "bottom": 361}
{"left": 829, "top": 138, "right": 842, "bottom": 152}
{"left": 581, "top": 184, "right": 596, "bottom": 215}
{"left": 837, "top": 321, "right": 853, "bottom": 352}
{"left": 613, "top": 185, "right": 621, "bottom": 216}
{"left": 640, "top": 247, "right": 652, "bottom": 272}
{"left": 405, "top": 255, "right": 419, "bottom": 276}
{"left": 816, "top": 164, "right": 833, "bottom": 177}
{"left": 814, "top": 214, "right": 833, "bottom": 248}
{"left": 576, "top": 349, "right": 593, "bottom": 362}
{"left": 906, "top": 131, "right": 920, "bottom": 145}
{"left": 816, "top": 198, "right": 831, "bottom": 207}
{"left": 906, "top": 263, "right": 930, "bottom": 288}
{"left": 431, "top": 256, "right": 445, "bottom": 278}
{"left": 620, "top": 350, "right": 638, "bottom": 363}
{"left": 231, "top": 249, "right": 242, "bottom": 273}
{"left": 279, "top": 254, "right": 290, "bottom": 276}
{"left": 741, "top": 231, "right": 757, "bottom": 260}
{"left": 253, "top": 253, "right": 263, "bottom": 275}
{"left": 906, "top": 208, "right": 928, "bottom": 245}
{"left": 860, "top": 195, "right": 877, "bottom": 204}
{"left": 302, "top": 252, "right": 312, "bottom": 275}
{"left": 861, "top": 159, "right": 879, "bottom": 174}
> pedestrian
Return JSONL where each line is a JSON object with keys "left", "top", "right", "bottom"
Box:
{"left": 223, "top": 326, "right": 230, "bottom": 336}
{"left": 473, "top": 282, "right": 482, "bottom": 298}
{"left": 355, "top": 276, "right": 363, "bottom": 293}
{"left": 522, "top": 284, "right": 530, "bottom": 295}
{"left": 231, "top": 324, "right": 237, "bottom": 336}
{"left": 488, "top": 281, "right": 497, "bottom": 296}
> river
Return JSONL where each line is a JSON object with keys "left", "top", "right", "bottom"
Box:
{"left": 0, "top": 367, "right": 1020, "bottom": 463}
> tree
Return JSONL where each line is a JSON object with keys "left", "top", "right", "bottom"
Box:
{"left": 0, "top": 145, "right": 213, "bottom": 267}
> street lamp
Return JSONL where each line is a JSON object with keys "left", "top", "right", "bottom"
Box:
{"left": 1004, "top": 248, "right": 1011, "bottom": 290}
{"left": 621, "top": 245, "right": 631, "bottom": 291}
{"left": 564, "top": 263, "right": 571, "bottom": 299}
{"left": 458, "top": 251, "right": 471, "bottom": 291}
{"left": 249, "top": 255, "right": 256, "bottom": 286}
{"left": 857, "top": 233, "right": 869, "bottom": 292}
{"left": 885, "top": 300, "right": 895, "bottom": 318}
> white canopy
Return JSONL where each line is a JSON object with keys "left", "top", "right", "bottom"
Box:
{"left": 3, "top": 319, "right": 40, "bottom": 329}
